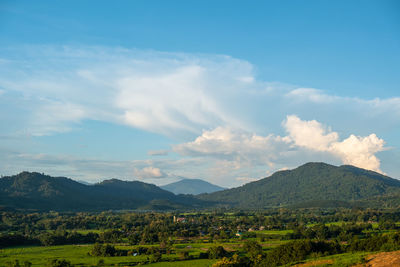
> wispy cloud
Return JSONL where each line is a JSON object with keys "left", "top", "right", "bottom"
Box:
{"left": 147, "top": 150, "right": 169, "bottom": 156}
{"left": 0, "top": 150, "right": 212, "bottom": 185}
{"left": 0, "top": 45, "right": 257, "bottom": 137}
{"left": 1, "top": 45, "right": 399, "bottom": 139}
{"left": 285, "top": 88, "right": 400, "bottom": 118}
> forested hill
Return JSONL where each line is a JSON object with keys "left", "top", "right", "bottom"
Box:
{"left": 197, "top": 162, "right": 400, "bottom": 208}
{"left": 0, "top": 172, "right": 205, "bottom": 211}
{"left": 161, "top": 178, "right": 225, "bottom": 195}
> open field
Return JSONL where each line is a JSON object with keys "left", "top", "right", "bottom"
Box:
{"left": 1, "top": 209, "right": 400, "bottom": 266}
{"left": 146, "top": 259, "right": 217, "bottom": 267}
{"left": 0, "top": 239, "right": 286, "bottom": 266}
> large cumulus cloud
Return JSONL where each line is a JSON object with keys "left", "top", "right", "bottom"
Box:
{"left": 174, "top": 115, "right": 386, "bottom": 174}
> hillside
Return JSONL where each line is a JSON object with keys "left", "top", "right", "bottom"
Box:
{"left": 198, "top": 162, "right": 400, "bottom": 208}
{"left": 0, "top": 172, "right": 204, "bottom": 211}
{"left": 2, "top": 163, "right": 400, "bottom": 211}
{"left": 161, "top": 178, "right": 225, "bottom": 195}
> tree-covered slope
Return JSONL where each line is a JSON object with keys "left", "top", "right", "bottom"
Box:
{"left": 198, "top": 162, "right": 400, "bottom": 208}
{"left": 0, "top": 172, "right": 204, "bottom": 211}
{"left": 161, "top": 178, "right": 225, "bottom": 195}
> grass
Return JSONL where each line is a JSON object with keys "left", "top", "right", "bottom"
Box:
{"left": 74, "top": 229, "right": 104, "bottom": 234}
{"left": 145, "top": 259, "right": 217, "bottom": 266}
{"left": 294, "top": 251, "right": 368, "bottom": 267}
{"left": 254, "top": 229, "right": 293, "bottom": 235}
{"left": 0, "top": 229, "right": 379, "bottom": 267}
{"left": 0, "top": 245, "right": 151, "bottom": 266}
{"left": 0, "top": 243, "right": 221, "bottom": 267}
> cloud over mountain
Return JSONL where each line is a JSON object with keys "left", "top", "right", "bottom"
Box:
{"left": 174, "top": 115, "right": 386, "bottom": 174}
{"left": 134, "top": 166, "right": 166, "bottom": 179}
{"left": 284, "top": 115, "right": 385, "bottom": 172}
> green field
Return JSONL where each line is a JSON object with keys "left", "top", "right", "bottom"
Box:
{"left": 146, "top": 259, "right": 217, "bottom": 267}
{"left": 254, "top": 229, "right": 293, "bottom": 235}
{"left": 0, "top": 239, "right": 288, "bottom": 267}
{"left": 0, "top": 245, "right": 143, "bottom": 266}
{"left": 293, "top": 251, "right": 368, "bottom": 267}
{"left": 0, "top": 246, "right": 373, "bottom": 267}
{"left": 0, "top": 242, "right": 239, "bottom": 267}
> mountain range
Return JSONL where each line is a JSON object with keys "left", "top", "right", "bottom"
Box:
{"left": 1, "top": 162, "right": 400, "bottom": 211}
{"left": 161, "top": 178, "right": 225, "bottom": 195}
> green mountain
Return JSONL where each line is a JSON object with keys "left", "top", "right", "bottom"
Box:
{"left": 161, "top": 178, "right": 225, "bottom": 195}
{"left": 0, "top": 172, "right": 204, "bottom": 211}
{"left": 2, "top": 163, "right": 400, "bottom": 211}
{"left": 198, "top": 162, "right": 400, "bottom": 208}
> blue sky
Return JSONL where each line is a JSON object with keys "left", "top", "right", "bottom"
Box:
{"left": 0, "top": 0, "right": 399, "bottom": 187}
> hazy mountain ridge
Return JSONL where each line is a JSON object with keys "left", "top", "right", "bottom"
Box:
{"left": 161, "top": 178, "right": 225, "bottom": 195}
{"left": 198, "top": 162, "right": 400, "bottom": 208}
{"left": 0, "top": 172, "right": 203, "bottom": 211}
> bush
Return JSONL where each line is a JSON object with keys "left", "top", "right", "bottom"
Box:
{"left": 262, "top": 240, "right": 342, "bottom": 266}
{"left": 207, "top": 246, "right": 228, "bottom": 259}
{"left": 212, "top": 254, "right": 251, "bottom": 267}
{"left": 46, "top": 259, "right": 73, "bottom": 267}
{"left": 178, "top": 251, "right": 190, "bottom": 260}
{"left": 89, "top": 243, "right": 119, "bottom": 257}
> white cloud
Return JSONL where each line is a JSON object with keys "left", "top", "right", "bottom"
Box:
{"left": 0, "top": 45, "right": 256, "bottom": 137}
{"left": 175, "top": 115, "right": 387, "bottom": 175}
{"left": 0, "top": 45, "right": 399, "bottom": 140}
{"left": 283, "top": 115, "right": 386, "bottom": 172}
{"left": 173, "top": 126, "right": 289, "bottom": 167}
{"left": 283, "top": 115, "right": 338, "bottom": 151}
{"left": 330, "top": 134, "right": 385, "bottom": 172}
{"left": 133, "top": 166, "right": 166, "bottom": 179}
{"left": 285, "top": 88, "right": 339, "bottom": 103}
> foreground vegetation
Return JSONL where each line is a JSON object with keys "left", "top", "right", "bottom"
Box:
{"left": 1, "top": 208, "right": 400, "bottom": 266}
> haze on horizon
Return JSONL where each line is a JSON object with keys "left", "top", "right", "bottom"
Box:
{"left": 0, "top": 0, "right": 399, "bottom": 188}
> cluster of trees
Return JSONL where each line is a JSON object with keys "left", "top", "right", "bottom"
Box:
{"left": 0, "top": 231, "right": 98, "bottom": 248}
{"left": 38, "top": 231, "right": 98, "bottom": 246}
{"left": 288, "top": 222, "right": 371, "bottom": 241}
{"left": 5, "top": 259, "right": 72, "bottom": 267}
{"left": 348, "top": 232, "right": 400, "bottom": 252}
{"left": 89, "top": 243, "right": 122, "bottom": 257}
{"left": 1, "top": 209, "right": 399, "bottom": 237}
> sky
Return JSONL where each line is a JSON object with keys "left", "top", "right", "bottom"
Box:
{"left": 0, "top": 0, "right": 399, "bottom": 188}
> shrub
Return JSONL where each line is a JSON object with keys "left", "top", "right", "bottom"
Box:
{"left": 207, "top": 246, "right": 228, "bottom": 259}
